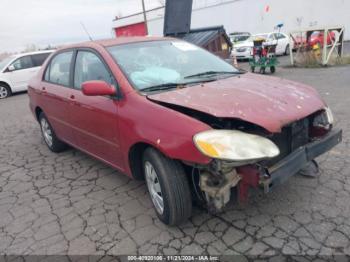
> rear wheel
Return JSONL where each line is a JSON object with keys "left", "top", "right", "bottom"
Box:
{"left": 270, "top": 66, "right": 276, "bottom": 73}
{"left": 0, "top": 84, "right": 11, "bottom": 99}
{"left": 39, "top": 112, "right": 68, "bottom": 152}
{"left": 143, "top": 148, "right": 192, "bottom": 225}
{"left": 250, "top": 66, "right": 255, "bottom": 73}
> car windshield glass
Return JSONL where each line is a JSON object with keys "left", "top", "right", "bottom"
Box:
{"left": 231, "top": 35, "right": 250, "bottom": 42}
{"left": 0, "top": 56, "right": 14, "bottom": 70}
{"left": 107, "top": 40, "right": 239, "bottom": 91}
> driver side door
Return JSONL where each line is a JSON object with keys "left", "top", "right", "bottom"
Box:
{"left": 67, "top": 50, "right": 124, "bottom": 171}
{"left": 7, "top": 55, "right": 36, "bottom": 92}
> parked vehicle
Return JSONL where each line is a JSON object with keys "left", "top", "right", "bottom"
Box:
{"left": 232, "top": 32, "right": 292, "bottom": 59}
{"left": 293, "top": 31, "right": 336, "bottom": 49}
{"left": 0, "top": 50, "right": 54, "bottom": 99}
{"left": 28, "top": 38, "right": 341, "bottom": 225}
{"left": 229, "top": 32, "right": 251, "bottom": 44}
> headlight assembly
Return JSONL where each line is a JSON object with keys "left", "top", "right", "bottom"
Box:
{"left": 193, "top": 130, "right": 280, "bottom": 162}
{"left": 313, "top": 107, "right": 334, "bottom": 129}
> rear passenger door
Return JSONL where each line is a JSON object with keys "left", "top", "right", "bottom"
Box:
{"left": 41, "top": 51, "right": 75, "bottom": 144}
{"left": 275, "top": 33, "right": 288, "bottom": 54}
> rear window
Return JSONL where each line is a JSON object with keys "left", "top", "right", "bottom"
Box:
{"left": 31, "top": 53, "right": 51, "bottom": 67}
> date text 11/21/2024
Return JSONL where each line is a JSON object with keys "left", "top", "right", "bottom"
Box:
{"left": 127, "top": 255, "right": 220, "bottom": 261}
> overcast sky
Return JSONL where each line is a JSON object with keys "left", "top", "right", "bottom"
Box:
{"left": 0, "top": 0, "right": 165, "bottom": 52}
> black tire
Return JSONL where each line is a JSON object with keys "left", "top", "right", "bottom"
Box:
{"left": 189, "top": 167, "right": 207, "bottom": 209}
{"left": 0, "top": 84, "right": 12, "bottom": 99}
{"left": 142, "top": 147, "right": 192, "bottom": 225}
{"left": 250, "top": 66, "right": 255, "bottom": 73}
{"left": 285, "top": 44, "right": 290, "bottom": 55}
{"left": 39, "top": 112, "right": 68, "bottom": 153}
{"left": 270, "top": 66, "right": 276, "bottom": 74}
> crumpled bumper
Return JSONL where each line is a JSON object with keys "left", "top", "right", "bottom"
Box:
{"left": 262, "top": 128, "right": 342, "bottom": 192}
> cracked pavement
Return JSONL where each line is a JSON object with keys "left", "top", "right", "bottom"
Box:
{"left": 0, "top": 63, "right": 349, "bottom": 257}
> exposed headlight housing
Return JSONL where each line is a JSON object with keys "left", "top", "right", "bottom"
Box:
{"left": 313, "top": 107, "right": 334, "bottom": 129}
{"left": 310, "top": 107, "right": 334, "bottom": 138}
{"left": 193, "top": 130, "right": 280, "bottom": 163}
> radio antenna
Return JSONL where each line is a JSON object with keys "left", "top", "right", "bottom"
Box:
{"left": 80, "top": 22, "right": 93, "bottom": 41}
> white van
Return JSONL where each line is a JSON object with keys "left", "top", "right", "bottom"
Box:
{"left": 0, "top": 50, "right": 54, "bottom": 99}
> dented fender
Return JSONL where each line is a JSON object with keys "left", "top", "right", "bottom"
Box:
{"left": 118, "top": 92, "right": 213, "bottom": 177}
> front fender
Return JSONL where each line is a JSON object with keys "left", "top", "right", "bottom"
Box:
{"left": 0, "top": 76, "right": 12, "bottom": 89}
{"left": 118, "top": 92, "right": 212, "bottom": 175}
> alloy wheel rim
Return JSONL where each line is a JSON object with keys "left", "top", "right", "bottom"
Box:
{"left": 40, "top": 118, "right": 53, "bottom": 147}
{"left": 0, "top": 86, "right": 8, "bottom": 99}
{"left": 144, "top": 161, "right": 164, "bottom": 214}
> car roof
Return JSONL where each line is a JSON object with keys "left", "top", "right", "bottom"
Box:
{"left": 57, "top": 37, "right": 174, "bottom": 51}
{"left": 254, "top": 33, "right": 271, "bottom": 36}
{"left": 13, "top": 50, "right": 55, "bottom": 58}
{"left": 230, "top": 32, "right": 250, "bottom": 35}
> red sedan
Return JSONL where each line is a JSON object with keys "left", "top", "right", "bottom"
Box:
{"left": 28, "top": 37, "right": 341, "bottom": 225}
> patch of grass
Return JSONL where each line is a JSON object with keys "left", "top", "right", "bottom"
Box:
{"left": 289, "top": 49, "right": 350, "bottom": 68}
{"left": 293, "top": 51, "right": 322, "bottom": 68}
{"left": 337, "top": 55, "right": 350, "bottom": 65}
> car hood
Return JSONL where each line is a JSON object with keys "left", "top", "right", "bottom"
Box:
{"left": 147, "top": 73, "right": 326, "bottom": 133}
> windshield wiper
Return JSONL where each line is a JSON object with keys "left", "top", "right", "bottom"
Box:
{"left": 184, "top": 71, "right": 242, "bottom": 79}
{"left": 140, "top": 79, "right": 217, "bottom": 93}
{"left": 140, "top": 83, "right": 182, "bottom": 93}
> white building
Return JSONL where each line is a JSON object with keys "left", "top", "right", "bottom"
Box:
{"left": 113, "top": 0, "right": 349, "bottom": 40}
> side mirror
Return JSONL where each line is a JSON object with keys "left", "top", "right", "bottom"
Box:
{"left": 7, "top": 65, "right": 15, "bottom": 72}
{"left": 81, "top": 80, "right": 116, "bottom": 96}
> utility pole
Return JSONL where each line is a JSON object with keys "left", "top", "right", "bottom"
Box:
{"left": 141, "top": 0, "right": 149, "bottom": 35}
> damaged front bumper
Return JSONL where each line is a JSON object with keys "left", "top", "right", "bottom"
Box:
{"left": 261, "top": 128, "right": 342, "bottom": 193}
{"left": 195, "top": 129, "right": 342, "bottom": 212}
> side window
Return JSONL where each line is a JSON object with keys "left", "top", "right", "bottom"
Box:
{"left": 31, "top": 53, "right": 51, "bottom": 67}
{"left": 10, "top": 56, "right": 33, "bottom": 70}
{"left": 276, "top": 33, "right": 286, "bottom": 40}
{"left": 45, "top": 51, "right": 73, "bottom": 86}
{"left": 74, "top": 51, "right": 113, "bottom": 89}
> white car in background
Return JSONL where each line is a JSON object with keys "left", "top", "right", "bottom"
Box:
{"left": 232, "top": 32, "right": 292, "bottom": 60}
{"left": 0, "top": 50, "right": 54, "bottom": 99}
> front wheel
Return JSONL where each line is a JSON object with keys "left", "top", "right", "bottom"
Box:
{"left": 0, "top": 84, "right": 11, "bottom": 99}
{"left": 143, "top": 148, "right": 192, "bottom": 225}
{"left": 39, "top": 112, "right": 68, "bottom": 153}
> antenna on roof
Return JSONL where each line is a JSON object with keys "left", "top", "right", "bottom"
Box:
{"left": 80, "top": 22, "right": 93, "bottom": 41}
